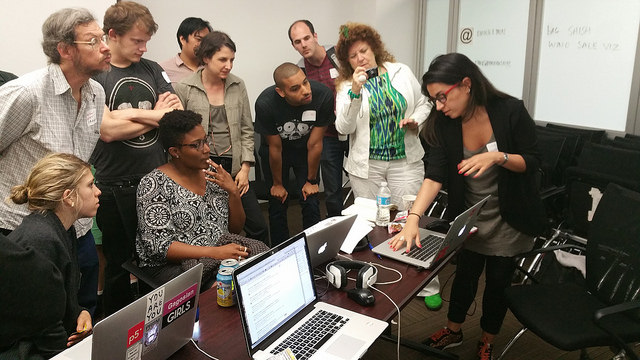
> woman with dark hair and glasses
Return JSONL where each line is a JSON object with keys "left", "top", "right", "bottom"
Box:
{"left": 390, "top": 53, "right": 546, "bottom": 359}
{"left": 174, "top": 31, "right": 268, "bottom": 244}
{"left": 135, "top": 110, "right": 268, "bottom": 288}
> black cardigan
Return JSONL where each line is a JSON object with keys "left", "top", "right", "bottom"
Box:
{"left": 9, "top": 212, "right": 84, "bottom": 336}
{"left": 425, "top": 97, "right": 547, "bottom": 236}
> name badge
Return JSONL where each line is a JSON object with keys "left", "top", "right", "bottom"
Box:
{"left": 161, "top": 71, "right": 171, "bottom": 84}
{"left": 329, "top": 68, "right": 339, "bottom": 79}
{"left": 486, "top": 141, "right": 498, "bottom": 152}
{"left": 86, "top": 110, "right": 97, "bottom": 126}
{"left": 301, "top": 110, "right": 317, "bottom": 122}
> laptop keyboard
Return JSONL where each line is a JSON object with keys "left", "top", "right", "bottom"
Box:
{"left": 271, "top": 309, "right": 349, "bottom": 360}
{"left": 404, "top": 234, "right": 443, "bottom": 261}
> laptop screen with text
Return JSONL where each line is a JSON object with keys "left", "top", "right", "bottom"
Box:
{"left": 235, "top": 234, "right": 316, "bottom": 350}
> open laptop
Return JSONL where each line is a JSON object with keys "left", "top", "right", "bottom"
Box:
{"left": 91, "top": 264, "right": 203, "bottom": 360}
{"left": 373, "top": 195, "right": 490, "bottom": 269}
{"left": 304, "top": 214, "right": 357, "bottom": 268}
{"left": 233, "top": 232, "right": 388, "bottom": 360}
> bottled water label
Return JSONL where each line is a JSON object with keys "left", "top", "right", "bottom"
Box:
{"left": 377, "top": 195, "right": 390, "bottom": 206}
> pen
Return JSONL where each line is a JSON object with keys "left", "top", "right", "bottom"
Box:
{"left": 367, "top": 240, "right": 382, "bottom": 260}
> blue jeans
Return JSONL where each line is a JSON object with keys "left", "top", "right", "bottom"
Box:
{"left": 260, "top": 145, "right": 321, "bottom": 246}
{"left": 447, "top": 249, "right": 516, "bottom": 335}
{"left": 321, "top": 136, "right": 347, "bottom": 217}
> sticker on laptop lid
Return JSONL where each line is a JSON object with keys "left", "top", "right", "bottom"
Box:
{"left": 126, "top": 341, "right": 142, "bottom": 360}
{"left": 162, "top": 283, "right": 198, "bottom": 328}
{"left": 145, "top": 286, "right": 165, "bottom": 323}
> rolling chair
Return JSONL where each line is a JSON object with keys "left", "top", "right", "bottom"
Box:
{"left": 499, "top": 183, "right": 640, "bottom": 360}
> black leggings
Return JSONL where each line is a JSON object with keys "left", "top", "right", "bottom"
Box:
{"left": 447, "top": 249, "right": 516, "bottom": 335}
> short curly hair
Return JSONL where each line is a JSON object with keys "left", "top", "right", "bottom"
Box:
{"left": 335, "top": 22, "right": 395, "bottom": 84}
{"left": 158, "top": 110, "right": 203, "bottom": 152}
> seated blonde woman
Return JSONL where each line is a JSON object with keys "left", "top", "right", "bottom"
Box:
{"left": 7, "top": 153, "right": 100, "bottom": 355}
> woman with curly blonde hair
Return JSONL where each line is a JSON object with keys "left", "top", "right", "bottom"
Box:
{"left": 334, "top": 22, "right": 441, "bottom": 308}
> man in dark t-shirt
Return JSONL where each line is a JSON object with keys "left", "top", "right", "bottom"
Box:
{"left": 255, "top": 63, "right": 334, "bottom": 246}
{"left": 288, "top": 20, "right": 347, "bottom": 218}
{"left": 91, "top": 1, "right": 183, "bottom": 315}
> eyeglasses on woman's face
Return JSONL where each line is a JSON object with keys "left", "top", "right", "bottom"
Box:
{"left": 427, "top": 82, "right": 460, "bottom": 107}
{"left": 177, "top": 138, "right": 208, "bottom": 151}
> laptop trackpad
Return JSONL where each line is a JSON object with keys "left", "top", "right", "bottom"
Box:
{"left": 325, "top": 335, "right": 365, "bottom": 359}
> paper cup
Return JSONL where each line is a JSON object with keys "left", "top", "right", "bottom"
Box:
{"left": 402, "top": 194, "right": 417, "bottom": 211}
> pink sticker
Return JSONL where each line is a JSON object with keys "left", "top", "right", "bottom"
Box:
{"left": 163, "top": 283, "right": 197, "bottom": 314}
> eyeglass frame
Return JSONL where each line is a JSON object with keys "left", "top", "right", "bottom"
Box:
{"left": 176, "top": 138, "right": 208, "bottom": 151}
{"left": 73, "top": 34, "right": 108, "bottom": 49}
{"left": 427, "top": 82, "right": 460, "bottom": 107}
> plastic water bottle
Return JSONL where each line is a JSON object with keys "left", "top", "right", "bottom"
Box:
{"left": 376, "top": 182, "right": 391, "bottom": 227}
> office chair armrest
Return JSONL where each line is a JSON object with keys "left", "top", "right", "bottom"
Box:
{"left": 593, "top": 301, "right": 640, "bottom": 360}
{"left": 515, "top": 243, "right": 586, "bottom": 259}
{"left": 594, "top": 301, "right": 640, "bottom": 322}
{"left": 122, "top": 258, "right": 162, "bottom": 289}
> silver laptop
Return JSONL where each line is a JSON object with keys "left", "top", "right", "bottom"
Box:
{"left": 304, "top": 214, "right": 357, "bottom": 268}
{"left": 233, "top": 232, "right": 388, "bottom": 360}
{"left": 373, "top": 195, "right": 490, "bottom": 269}
{"left": 91, "top": 264, "right": 203, "bottom": 360}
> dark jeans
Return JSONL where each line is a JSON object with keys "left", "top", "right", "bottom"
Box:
{"left": 76, "top": 230, "right": 99, "bottom": 316}
{"left": 260, "top": 145, "right": 321, "bottom": 246}
{"left": 447, "top": 249, "right": 516, "bottom": 335}
{"left": 241, "top": 185, "right": 269, "bottom": 244}
{"left": 321, "top": 136, "right": 347, "bottom": 217}
{"left": 95, "top": 184, "right": 137, "bottom": 315}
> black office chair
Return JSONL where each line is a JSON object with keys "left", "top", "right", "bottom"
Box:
{"left": 499, "top": 183, "right": 640, "bottom": 360}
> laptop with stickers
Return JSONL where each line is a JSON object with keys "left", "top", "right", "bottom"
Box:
{"left": 233, "top": 232, "right": 387, "bottom": 360}
{"left": 91, "top": 264, "right": 203, "bottom": 360}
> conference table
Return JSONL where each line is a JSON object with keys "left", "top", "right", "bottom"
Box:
{"left": 168, "top": 217, "right": 459, "bottom": 360}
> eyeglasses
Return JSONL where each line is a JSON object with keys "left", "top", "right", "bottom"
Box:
{"left": 427, "top": 82, "right": 460, "bottom": 106}
{"left": 177, "top": 138, "right": 208, "bottom": 151}
{"left": 73, "top": 34, "right": 108, "bottom": 49}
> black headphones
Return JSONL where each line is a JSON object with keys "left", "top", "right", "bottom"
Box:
{"left": 325, "top": 260, "right": 377, "bottom": 289}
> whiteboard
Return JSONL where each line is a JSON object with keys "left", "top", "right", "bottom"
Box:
{"left": 533, "top": 0, "right": 640, "bottom": 131}
{"left": 456, "top": 0, "right": 530, "bottom": 98}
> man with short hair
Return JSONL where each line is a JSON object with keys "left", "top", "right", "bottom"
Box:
{"left": 92, "top": 1, "right": 182, "bottom": 314}
{"left": 255, "top": 63, "right": 334, "bottom": 246}
{"left": 160, "top": 17, "right": 212, "bottom": 83}
{"left": 0, "top": 7, "right": 110, "bottom": 324}
{"left": 288, "top": 19, "right": 347, "bottom": 218}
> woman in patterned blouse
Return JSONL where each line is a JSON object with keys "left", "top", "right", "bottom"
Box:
{"left": 135, "top": 110, "right": 268, "bottom": 288}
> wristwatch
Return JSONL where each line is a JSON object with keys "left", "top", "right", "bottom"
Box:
{"left": 500, "top": 152, "right": 509, "bottom": 166}
{"left": 306, "top": 178, "right": 319, "bottom": 185}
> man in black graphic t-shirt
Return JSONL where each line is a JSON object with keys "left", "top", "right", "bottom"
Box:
{"left": 255, "top": 62, "right": 334, "bottom": 246}
{"left": 91, "top": 1, "right": 183, "bottom": 315}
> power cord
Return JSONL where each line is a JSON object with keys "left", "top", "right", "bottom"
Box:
{"left": 369, "top": 284, "right": 401, "bottom": 360}
{"left": 190, "top": 338, "right": 219, "bottom": 359}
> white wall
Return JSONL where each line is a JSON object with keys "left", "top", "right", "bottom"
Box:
{"left": 0, "top": 0, "right": 113, "bottom": 75}
{"left": 139, "top": 0, "right": 420, "bottom": 107}
{"left": 0, "top": 0, "right": 420, "bottom": 108}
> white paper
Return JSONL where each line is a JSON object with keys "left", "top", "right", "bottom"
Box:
{"left": 340, "top": 218, "right": 373, "bottom": 254}
{"left": 341, "top": 197, "right": 377, "bottom": 223}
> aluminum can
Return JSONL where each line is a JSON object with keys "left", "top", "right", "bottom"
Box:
{"left": 216, "top": 268, "right": 234, "bottom": 307}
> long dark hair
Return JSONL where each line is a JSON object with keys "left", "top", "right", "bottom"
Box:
{"left": 421, "top": 53, "right": 509, "bottom": 146}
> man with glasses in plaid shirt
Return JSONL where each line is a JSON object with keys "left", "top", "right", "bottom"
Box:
{"left": 0, "top": 7, "right": 111, "bottom": 317}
